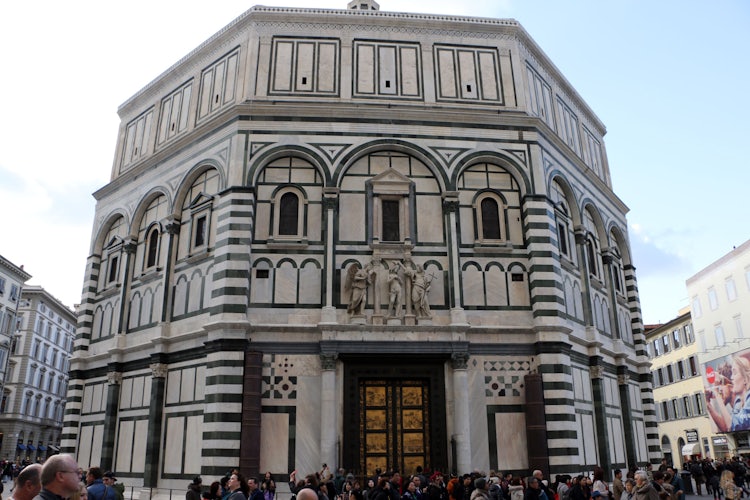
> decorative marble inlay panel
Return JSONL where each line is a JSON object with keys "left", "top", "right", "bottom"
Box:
{"left": 262, "top": 354, "right": 298, "bottom": 400}
{"left": 483, "top": 359, "right": 532, "bottom": 400}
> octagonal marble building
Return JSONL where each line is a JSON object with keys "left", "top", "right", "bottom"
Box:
{"left": 64, "top": 2, "right": 659, "bottom": 490}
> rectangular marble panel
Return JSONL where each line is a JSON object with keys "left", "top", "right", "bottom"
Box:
{"left": 357, "top": 44, "right": 375, "bottom": 94}
{"left": 437, "top": 49, "right": 457, "bottom": 98}
{"left": 579, "top": 412, "right": 596, "bottom": 464}
{"left": 179, "top": 86, "right": 192, "bottom": 131}
{"left": 299, "top": 265, "right": 322, "bottom": 304}
{"left": 274, "top": 264, "right": 298, "bottom": 304}
{"left": 295, "top": 376, "right": 322, "bottom": 473}
{"left": 133, "top": 375, "right": 145, "bottom": 407}
{"left": 486, "top": 268, "right": 508, "bottom": 306}
{"left": 254, "top": 203, "right": 271, "bottom": 240}
{"left": 499, "top": 53, "right": 515, "bottom": 106}
{"left": 260, "top": 412, "right": 290, "bottom": 472}
{"left": 121, "top": 378, "right": 133, "bottom": 409}
{"left": 273, "top": 41, "right": 294, "bottom": 91}
{"left": 495, "top": 412, "right": 528, "bottom": 471}
{"left": 212, "top": 61, "right": 226, "bottom": 112}
{"left": 633, "top": 419, "right": 647, "bottom": 462}
{"left": 458, "top": 50, "right": 478, "bottom": 99}
{"left": 91, "top": 425, "right": 104, "bottom": 468}
{"left": 251, "top": 267, "right": 273, "bottom": 303}
{"left": 378, "top": 46, "right": 397, "bottom": 95}
{"left": 224, "top": 53, "right": 238, "bottom": 103}
{"left": 416, "top": 195, "right": 444, "bottom": 243}
{"left": 132, "top": 419, "right": 148, "bottom": 474}
{"left": 164, "top": 416, "right": 185, "bottom": 474}
{"left": 296, "top": 43, "right": 315, "bottom": 91}
{"left": 318, "top": 42, "right": 337, "bottom": 92}
{"left": 181, "top": 367, "right": 196, "bottom": 402}
{"left": 196, "top": 366, "right": 206, "bottom": 400}
{"left": 185, "top": 415, "right": 204, "bottom": 475}
{"left": 290, "top": 167, "right": 318, "bottom": 184}
{"left": 308, "top": 204, "right": 322, "bottom": 241}
{"left": 116, "top": 420, "right": 134, "bottom": 472}
{"left": 463, "top": 266, "right": 484, "bottom": 306}
{"left": 338, "top": 193, "right": 366, "bottom": 241}
{"left": 199, "top": 71, "right": 212, "bottom": 118}
{"left": 166, "top": 370, "right": 182, "bottom": 404}
{"left": 79, "top": 425, "right": 94, "bottom": 469}
{"left": 400, "top": 46, "right": 419, "bottom": 96}
{"left": 479, "top": 51, "right": 499, "bottom": 101}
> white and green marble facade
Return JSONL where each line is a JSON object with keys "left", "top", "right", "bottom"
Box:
{"left": 64, "top": 4, "right": 659, "bottom": 493}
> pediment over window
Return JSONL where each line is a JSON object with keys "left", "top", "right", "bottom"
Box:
{"left": 104, "top": 236, "right": 124, "bottom": 251}
{"left": 368, "top": 168, "right": 413, "bottom": 195}
{"left": 188, "top": 192, "right": 214, "bottom": 211}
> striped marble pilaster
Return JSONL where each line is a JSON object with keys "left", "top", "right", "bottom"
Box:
{"left": 60, "top": 369, "right": 84, "bottom": 454}
{"left": 75, "top": 253, "right": 100, "bottom": 351}
{"left": 623, "top": 264, "right": 659, "bottom": 463}
{"left": 101, "top": 370, "right": 122, "bottom": 471}
{"left": 209, "top": 187, "right": 254, "bottom": 320}
{"left": 201, "top": 338, "right": 248, "bottom": 476}
{"left": 522, "top": 195, "right": 565, "bottom": 320}
{"left": 536, "top": 346, "right": 579, "bottom": 474}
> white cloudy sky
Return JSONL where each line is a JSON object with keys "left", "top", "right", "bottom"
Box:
{"left": 1, "top": 0, "right": 748, "bottom": 324}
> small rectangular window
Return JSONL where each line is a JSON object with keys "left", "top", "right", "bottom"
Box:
{"left": 672, "top": 329, "right": 681, "bottom": 348}
{"left": 256, "top": 269, "right": 269, "bottom": 279}
{"left": 194, "top": 215, "right": 207, "bottom": 247}
{"left": 381, "top": 200, "right": 400, "bottom": 242}
{"left": 511, "top": 274, "right": 524, "bottom": 282}
{"left": 108, "top": 256, "right": 119, "bottom": 283}
{"left": 662, "top": 335, "right": 670, "bottom": 353}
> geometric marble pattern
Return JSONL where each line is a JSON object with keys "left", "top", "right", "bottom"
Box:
{"left": 483, "top": 359, "right": 532, "bottom": 398}
{"left": 262, "top": 354, "right": 297, "bottom": 400}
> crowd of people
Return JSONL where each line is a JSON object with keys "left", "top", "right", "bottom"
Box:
{"left": 0, "top": 455, "right": 125, "bottom": 500}
{"left": 686, "top": 456, "right": 750, "bottom": 499}
{"left": 184, "top": 465, "right": 694, "bottom": 500}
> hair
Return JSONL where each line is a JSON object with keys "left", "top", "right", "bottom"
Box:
{"left": 511, "top": 477, "right": 522, "bottom": 486}
{"left": 237, "top": 474, "right": 249, "bottom": 496}
{"left": 40, "top": 455, "right": 74, "bottom": 486}
{"left": 634, "top": 471, "right": 648, "bottom": 482}
{"left": 733, "top": 356, "right": 750, "bottom": 390}
{"left": 210, "top": 481, "right": 221, "bottom": 499}
{"left": 88, "top": 467, "right": 104, "bottom": 480}
{"left": 17, "top": 464, "right": 42, "bottom": 489}
{"left": 652, "top": 471, "right": 664, "bottom": 482}
{"left": 593, "top": 468, "right": 604, "bottom": 482}
{"left": 614, "top": 470, "right": 621, "bottom": 476}
{"left": 624, "top": 479, "right": 635, "bottom": 488}
{"left": 720, "top": 470, "right": 735, "bottom": 490}
{"left": 378, "top": 478, "right": 390, "bottom": 489}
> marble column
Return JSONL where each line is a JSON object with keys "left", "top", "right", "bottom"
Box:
{"left": 117, "top": 241, "right": 137, "bottom": 333}
{"left": 159, "top": 219, "right": 180, "bottom": 322}
{"left": 617, "top": 369, "right": 637, "bottom": 469}
{"left": 321, "top": 189, "right": 339, "bottom": 323}
{"left": 100, "top": 370, "right": 122, "bottom": 471}
{"left": 602, "top": 249, "right": 622, "bottom": 339}
{"left": 451, "top": 352, "right": 471, "bottom": 473}
{"left": 589, "top": 358, "right": 611, "bottom": 475}
{"left": 320, "top": 353, "right": 338, "bottom": 468}
{"left": 144, "top": 362, "right": 167, "bottom": 487}
{"left": 442, "top": 194, "right": 466, "bottom": 324}
{"left": 574, "top": 227, "right": 594, "bottom": 326}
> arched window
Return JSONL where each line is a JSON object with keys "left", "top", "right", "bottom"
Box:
{"left": 474, "top": 191, "right": 506, "bottom": 244}
{"left": 146, "top": 227, "right": 160, "bottom": 268}
{"left": 278, "top": 192, "right": 300, "bottom": 236}
{"left": 480, "top": 198, "right": 501, "bottom": 240}
{"left": 586, "top": 237, "right": 599, "bottom": 278}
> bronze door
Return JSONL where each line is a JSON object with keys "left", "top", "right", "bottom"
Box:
{"left": 360, "top": 379, "right": 430, "bottom": 477}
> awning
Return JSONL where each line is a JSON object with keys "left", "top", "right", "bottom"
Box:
{"left": 16, "top": 444, "right": 26, "bottom": 450}
{"left": 48, "top": 445, "right": 60, "bottom": 452}
{"left": 682, "top": 443, "right": 701, "bottom": 456}
{"left": 38, "top": 445, "right": 47, "bottom": 451}
{"left": 27, "top": 444, "right": 36, "bottom": 451}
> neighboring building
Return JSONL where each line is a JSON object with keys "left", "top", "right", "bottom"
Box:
{"left": 689, "top": 238, "right": 750, "bottom": 455}
{"left": 0, "top": 253, "right": 32, "bottom": 455}
{"left": 0, "top": 285, "right": 75, "bottom": 461}
{"left": 64, "top": 3, "right": 658, "bottom": 490}
{"left": 645, "top": 311, "right": 727, "bottom": 465}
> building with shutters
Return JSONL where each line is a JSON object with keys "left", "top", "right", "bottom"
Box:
{"left": 63, "top": 1, "right": 659, "bottom": 492}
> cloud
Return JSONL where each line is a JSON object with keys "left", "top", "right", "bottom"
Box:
{"left": 628, "top": 224, "right": 692, "bottom": 278}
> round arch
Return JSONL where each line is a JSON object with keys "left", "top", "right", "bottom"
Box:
{"left": 452, "top": 151, "right": 531, "bottom": 195}
{"left": 92, "top": 211, "right": 129, "bottom": 255}
{"left": 548, "top": 171, "right": 582, "bottom": 225}
{"left": 129, "top": 188, "right": 173, "bottom": 239}
{"left": 173, "top": 161, "right": 226, "bottom": 218}
{"left": 247, "top": 145, "right": 330, "bottom": 187}
{"left": 334, "top": 139, "right": 448, "bottom": 192}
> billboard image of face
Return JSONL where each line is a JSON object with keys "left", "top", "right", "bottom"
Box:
{"left": 702, "top": 351, "right": 750, "bottom": 432}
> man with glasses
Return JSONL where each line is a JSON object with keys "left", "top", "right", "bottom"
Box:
{"left": 32, "top": 454, "right": 82, "bottom": 500}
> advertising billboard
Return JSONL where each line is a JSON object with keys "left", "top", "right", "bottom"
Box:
{"left": 703, "top": 351, "right": 750, "bottom": 432}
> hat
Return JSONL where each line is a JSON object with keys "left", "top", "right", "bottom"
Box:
{"left": 592, "top": 492, "right": 602, "bottom": 498}
{"left": 193, "top": 476, "right": 203, "bottom": 485}
{"left": 104, "top": 472, "right": 117, "bottom": 481}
